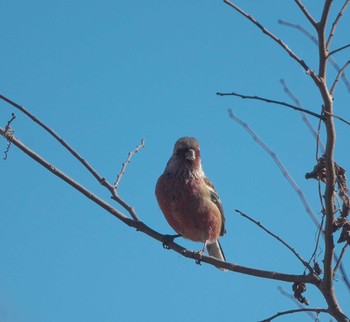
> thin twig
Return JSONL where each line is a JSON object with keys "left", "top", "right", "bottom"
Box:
{"left": 223, "top": 0, "right": 319, "bottom": 82}
{"left": 114, "top": 139, "right": 145, "bottom": 189}
{"left": 236, "top": 210, "right": 313, "bottom": 272}
{"left": 4, "top": 113, "right": 16, "bottom": 132}
{"left": 326, "top": 0, "right": 350, "bottom": 49}
{"left": 330, "top": 60, "right": 350, "bottom": 96}
{"left": 308, "top": 215, "right": 325, "bottom": 270}
{"left": 228, "top": 109, "right": 321, "bottom": 228}
{"left": 278, "top": 20, "right": 318, "bottom": 44}
{"left": 259, "top": 307, "right": 328, "bottom": 322}
{"left": 280, "top": 79, "right": 325, "bottom": 153}
{"left": 328, "top": 43, "right": 350, "bottom": 57}
{"left": 217, "top": 92, "right": 324, "bottom": 120}
{"left": 294, "top": 0, "right": 317, "bottom": 27}
{"left": 278, "top": 19, "right": 350, "bottom": 93}
{"left": 334, "top": 243, "right": 349, "bottom": 275}
{"left": 0, "top": 94, "right": 140, "bottom": 221}
{"left": 323, "top": 109, "right": 350, "bottom": 126}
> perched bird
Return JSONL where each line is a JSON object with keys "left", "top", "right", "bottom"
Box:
{"left": 155, "top": 137, "right": 226, "bottom": 269}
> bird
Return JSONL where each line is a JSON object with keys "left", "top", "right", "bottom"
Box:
{"left": 155, "top": 137, "right": 226, "bottom": 270}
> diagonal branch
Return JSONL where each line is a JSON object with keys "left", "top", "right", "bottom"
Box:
{"left": 236, "top": 210, "right": 314, "bottom": 272}
{"left": 278, "top": 19, "right": 350, "bottom": 93}
{"left": 333, "top": 243, "right": 349, "bottom": 276}
{"left": 114, "top": 139, "right": 145, "bottom": 189}
{"left": 0, "top": 93, "right": 141, "bottom": 221}
{"left": 259, "top": 308, "right": 328, "bottom": 322}
{"left": 223, "top": 0, "right": 319, "bottom": 83}
{"left": 323, "top": 110, "right": 350, "bottom": 126}
{"left": 330, "top": 60, "right": 350, "bottom": 96}
{"left": 327, "top": 0, "right": 350, "bottom": 49}
{"left": 217, "top": 92, "right": 324, "bottom": 119}
{"left": 278, "top": 287, "right": 318, "bottom": 320}
{"left": 0, "top": 127, "right": 321, "bottom": 283}
{"left": 328, "top": 43, "right": 350, "bottom": 57}
{"left": 294, "top": 0, "right": 317, "bottom": 27}
{"left": 228, "top": 109, "right": 321, "bottom": 228}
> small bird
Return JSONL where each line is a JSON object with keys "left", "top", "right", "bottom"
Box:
{"left": 155, "top": 137, "right": 226, "bottom": 269}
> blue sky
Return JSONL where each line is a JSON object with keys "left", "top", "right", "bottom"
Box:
{"left": 1, "top": 1, "right": 350, "bottom": 321}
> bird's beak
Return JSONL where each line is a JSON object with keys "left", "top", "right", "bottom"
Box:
{"left": 185, "top": 149, "right": 196, "bottom": 161}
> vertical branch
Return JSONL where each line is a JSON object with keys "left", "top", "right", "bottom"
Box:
{"left": 315, "top": 2, "right": 348, "bottom": 320}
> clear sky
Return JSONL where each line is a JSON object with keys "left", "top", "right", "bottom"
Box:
{"left": 1, "top": 1, "right": 350, "bottom": 321}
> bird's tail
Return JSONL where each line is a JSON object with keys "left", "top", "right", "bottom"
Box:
{"left": 206, "top": 240, "right": 227, "bottom": 272}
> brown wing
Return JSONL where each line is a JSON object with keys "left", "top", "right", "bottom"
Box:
{"left": 203, "top": 177, "right": 226, "bottom": 236}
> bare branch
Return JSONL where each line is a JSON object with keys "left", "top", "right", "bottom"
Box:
{"left": 0, "top": 94, "right": 141, "bottom": 221}
{"left": 328, "top": 43, "right": 350, "bottom": 57}
{"left": 228, "top": 109, "right": 321, "bottom": 228}
{"left": 259, "top": 308, "right": 328, "bottom": 322}
{"left": 236, "top": 210, "right": 313, "bottom": 272}
{"left": 323, "top": 109, "right": 350, "bottom": 126}
{"left": 0, "top": 94, "right": 104, "bottom": 182}
{"left": 0, "top": 127, "right": 323, "bottom": 282}
{"left": 114, "top": 139, "right": 145, "bottom": 189}
{"left": 308, "top": 215, "right": 325, "bottom": 269}
{"left": 280, "top": 79, "right": 325, "bottom": 153}
{"left": 294, "top": 0, "right": 317, "bottom": 27}
{"left": 330, "top": 60, "right": 350, "bottom": 96}
{"left": 278, "top": 19, "right": 318, "bottom": 44}
{"left": 327, "top": 0, "right": 350, "bottom": 49}
{"left": 333, "top": 243, "right": 349, "bottom": 275}
{"left": 278, "top": 19, "right": 350, "bottom": 93}
{"left": 223, "top": 0, "right": 319, "bottom": 82}
{"left": 217, "top": 92, "right": 324, "bottom": 120}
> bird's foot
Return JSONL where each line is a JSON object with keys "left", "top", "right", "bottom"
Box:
{"left": 194, "top": 249, "right": 205, "bottom": 266}
{"left": 162, "top": 234, "right": 182, "bottom": 249}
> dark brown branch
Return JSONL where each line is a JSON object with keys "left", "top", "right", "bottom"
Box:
{"left": 330, "top": 60, "right": 350, "bottom": 96}
{"left": 0, "top": 93, "right": 140, "bottom": 221}
{"left": 280, "top": 79, "right": 325, "bottom": 153}
{"left": 0, "top": 94, "right": 104, "bottom": 182}
{"left": 217, "top": 92, "right": 324, "bottom": 120}
{"left": 323, "top": 109, "right": 350, "bottom": 126}
{"left": 236, "top": 210, "right": 314, "bottom": 272}
{"left": 0, "top": 127, "right": 322, "bottom": 283}
{"left": 327, "top": 0, "right": 350, "bottom": 49}
{"left": 223, "top": 0, "right": 319, "bottom": 83}
{"left": 259, "top": 308, "right": 328, "bottom": 322}
{"left": 294, "top": 0, "right": 317, "bottom": 27}
{"left": 328, "top": 43, "right": 350, "bottom": 57}
{"left": 318, "top": 1, "right": 333, "bottom": 79}
{"left": 316, "top": 3, "right": 347, "bottom": 319}
{"left": 114, "top": 139, "right": 145, "bottom": 189}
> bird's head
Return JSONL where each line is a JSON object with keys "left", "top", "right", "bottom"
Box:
{"left": 165, "top": 137, "right": 204, "bottom": 177}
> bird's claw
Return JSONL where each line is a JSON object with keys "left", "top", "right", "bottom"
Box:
{"left": 162, "top": 234, "right": 181, "bottom": 249}
{"left": 194, "top": 250, "right": 205, "bottom": 266}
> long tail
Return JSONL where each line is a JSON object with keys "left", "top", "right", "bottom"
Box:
{"left": 206, "top": 240, "right": 227, "bottom": 271}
